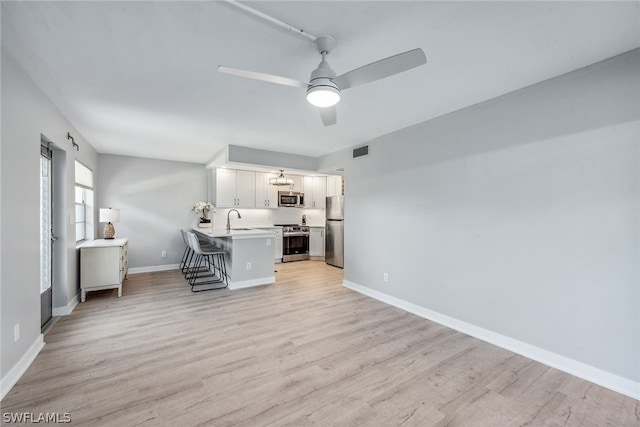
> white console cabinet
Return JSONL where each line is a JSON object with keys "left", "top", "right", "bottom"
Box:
{"left": 80, "top": 238, "right": 128, "bottom": 302}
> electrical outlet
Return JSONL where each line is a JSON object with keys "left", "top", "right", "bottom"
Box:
{"left": 266, "top": 239, "right": 272, "bottom": 247}
{"left": 383, "top": 272, "right": 389, "bottom": 283}
{"left": 246, "top": 262, "right": 252, "bottom": 271}
{"left": 14, "top": 323, "right": 20, "bottom": 342}
{"left": 161, "top": 251, "right": 167, "bottom": 258}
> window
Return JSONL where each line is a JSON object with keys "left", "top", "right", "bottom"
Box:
{"left": 75, "top": 161, "right": 94, "bottom": 242}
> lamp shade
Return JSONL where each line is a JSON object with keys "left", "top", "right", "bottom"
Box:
{"left": 99, "top": 208, "right": 120, "bottom": 223}
{"left": 269, "top": 170, "right": 294, "bottom": 186}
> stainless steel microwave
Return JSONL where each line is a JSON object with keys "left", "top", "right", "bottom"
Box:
{"left": 278, "top": 191, "right": 304, "bottom": 207}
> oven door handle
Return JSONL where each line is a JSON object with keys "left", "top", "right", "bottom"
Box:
{"left": 283, "top": 232, "right": 310, "bottom": 237}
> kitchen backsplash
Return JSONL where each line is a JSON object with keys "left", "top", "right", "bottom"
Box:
{"left": 210, "top": 208, "right": 325, "bottom": 228}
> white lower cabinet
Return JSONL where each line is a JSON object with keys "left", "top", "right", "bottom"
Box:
{"left": 80, "top": 238, "right": 128, "bottom": 302}
{"left": 309, "top": 227, "right": 325, "bottom": 257}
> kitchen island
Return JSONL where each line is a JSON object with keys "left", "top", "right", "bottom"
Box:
{"left": 192, "top": 227, "right": 275, "bottom": 289}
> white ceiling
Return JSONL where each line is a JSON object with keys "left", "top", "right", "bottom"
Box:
{"left": 2, "top": 1, "right": 639, "bottom": 164}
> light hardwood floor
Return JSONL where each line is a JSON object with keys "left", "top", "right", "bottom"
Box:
{"left": 3, "top": 261, "right": 639, "bottom": 426}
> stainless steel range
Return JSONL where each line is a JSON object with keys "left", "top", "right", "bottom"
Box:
{"left": 277, "top": 224, "right": 310, "bottom": 262}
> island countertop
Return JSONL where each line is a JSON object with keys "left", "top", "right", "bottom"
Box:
{"left": 193, "top": 227, "right": 275, "bottom": 239}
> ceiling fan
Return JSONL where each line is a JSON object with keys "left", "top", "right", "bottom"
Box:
{"left": 218, "top": 35, "right": 427, "bottom": 126}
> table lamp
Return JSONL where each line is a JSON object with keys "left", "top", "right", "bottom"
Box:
{"left": 99, "top": 208, "right": 120, "bottom": 239}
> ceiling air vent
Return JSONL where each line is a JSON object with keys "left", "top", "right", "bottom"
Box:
{"left": 352, "top": 145, "right": 369, "bottom": 158}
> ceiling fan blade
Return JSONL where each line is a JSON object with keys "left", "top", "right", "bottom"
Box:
{"left": 332, "top": 48, "right": 426, "bottom": 90}
{"left": 319, "top": 105, "right": 337, "bottom": 126}
{"left": 218, "top": 65, "right": 309, "bottom": 89}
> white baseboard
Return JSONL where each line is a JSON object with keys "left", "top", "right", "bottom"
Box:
{"left": 343, "top": 280, "right": 640, "bottom": 400}
{"left": 0, "top": 334, "right": 45, "bottom": 400}
{"left": 128, "top": 264, "right": 180, "bottom": 275}
{"left": 52, "top": 294, "right": 79, "bottom": 316}
{"left": 229, "top": 276, "right": 275, "bottom": 290}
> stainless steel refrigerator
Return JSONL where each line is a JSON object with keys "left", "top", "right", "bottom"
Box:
{"left": 325, "top": 196, "right": 344, "bottom": 268}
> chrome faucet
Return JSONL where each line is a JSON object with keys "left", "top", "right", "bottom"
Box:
{"left": 226, "top": 209, "right": 241, "bottom": 231}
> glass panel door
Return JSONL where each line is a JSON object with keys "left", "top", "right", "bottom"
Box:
{"left": 40, "top": 146, "right": 53, "bottom": 329}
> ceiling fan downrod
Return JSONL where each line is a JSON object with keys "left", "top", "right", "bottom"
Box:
{"left": 223, "top": 0, "right": 318, "bottom": 42}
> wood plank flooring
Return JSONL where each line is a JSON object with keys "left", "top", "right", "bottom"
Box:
{"left": 2, "top": 261, "right": 638, "bottom": 426}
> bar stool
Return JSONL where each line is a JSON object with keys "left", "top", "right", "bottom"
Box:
{"left": 180, "top": 230, "right": 219, "bottom": 277}
{"left": 185, "top": 231, "right": 228, "bottom": 292}
{"left": 179, "top": 230, "right": 193, "bottom": 275}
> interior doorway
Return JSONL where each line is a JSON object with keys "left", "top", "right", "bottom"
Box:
{"left": 40, "top": 144, "right": 54, "bottom": 330}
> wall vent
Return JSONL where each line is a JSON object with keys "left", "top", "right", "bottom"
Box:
{"left": 352, "top": 145, "right": 369, "bottom": 158}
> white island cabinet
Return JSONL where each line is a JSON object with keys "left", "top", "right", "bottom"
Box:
{"left": 79, "top": 238, "right": 128, "bottom": 302}
{"left": 194, "top": 228, "right": 275, "bottom": 289}
{"left": 258, "top": 227, "right": 283, "bottom": 262}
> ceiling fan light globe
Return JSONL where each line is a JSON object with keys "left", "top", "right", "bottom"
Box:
{"left": 306, "top": 86, "right": 340, "bottom": 107}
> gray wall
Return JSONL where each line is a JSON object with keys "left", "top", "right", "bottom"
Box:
{"left": 330, "top": 49, "right": 640, "bottom": 385}
{"left": 1, "top": 51, "right": 99, "bottom": 381}
{"left": 97, "top": 154, "right": 208, "bottom": 269}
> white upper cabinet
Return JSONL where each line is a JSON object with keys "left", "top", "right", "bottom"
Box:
{"left": 216, "top": 168, "right": 337, "bottom": 209}
{"left": 326, "top": 175, "right": 343, "bottom": 197}
{"left": 303, "top": 176, "right": 327, "bottom": 209}
{"left": 289, "top": 175, "right": 304, "bottom": 192}
{"left": 255, "top": 172, "right": 279, "bottom": 208}
{"left": 216, "top": 168, "right": 236, "bottom": 207}
{"left": 216, "top": 169, "right": 255, "bottom": 208}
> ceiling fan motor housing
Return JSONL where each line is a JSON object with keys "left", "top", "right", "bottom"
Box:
{"left": 306, "top": 55, "right": 340, "bottom": 107}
